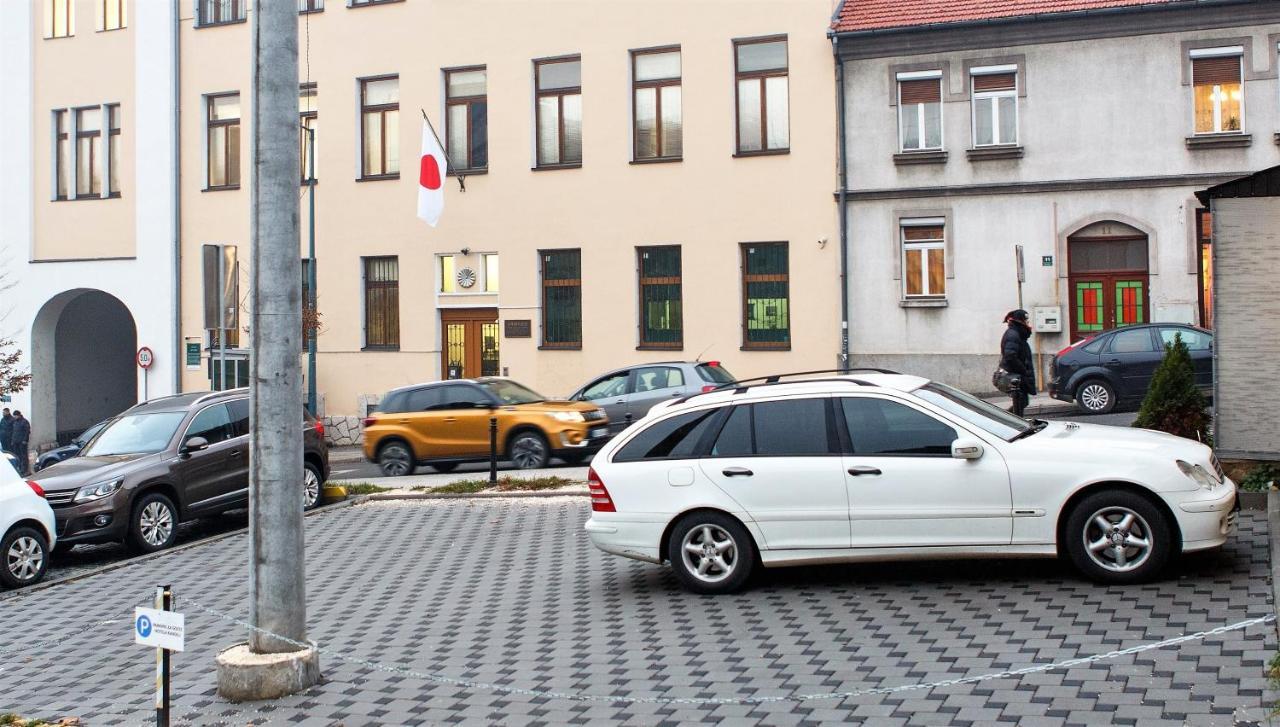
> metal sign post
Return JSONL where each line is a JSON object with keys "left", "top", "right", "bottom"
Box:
{"left": 1015, "top": 245, "right": 1026, "bottom": 309}
{"left": 136, "top": 584, "right": 183, "bottom": 727}
{"left": 137, "top": 347, "right": 155, "bottom": 402}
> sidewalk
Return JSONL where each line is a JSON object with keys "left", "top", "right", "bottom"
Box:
{"left": 979, "top": 392, "right": 1077, "bottom": 417}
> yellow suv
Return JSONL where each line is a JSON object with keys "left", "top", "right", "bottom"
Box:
{"left": 362, "top": 378, "right": 610, "bottom": 476}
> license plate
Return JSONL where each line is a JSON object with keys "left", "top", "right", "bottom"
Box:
{"left": 590, "top": 427, "right": 608, "bottom": 439}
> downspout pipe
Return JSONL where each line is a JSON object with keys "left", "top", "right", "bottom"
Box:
{"left": 171, "top": 0, "right": 182, "bottom": 394}
{"left": 832, "top": 33, "right": 850, "bottom": 370}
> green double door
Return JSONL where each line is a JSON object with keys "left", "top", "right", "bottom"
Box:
{"left": 1069, "top": 276, "right": 1149, "bottom": 342}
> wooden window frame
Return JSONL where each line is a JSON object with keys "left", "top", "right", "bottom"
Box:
{"left": 631, "top": 47, "right": 682, "bottom": 163}
{"left": 637, "top": 245, "right": 683, "bottom": 350}
{"left": 74, "top": 107, "right": 103, "bottom": 198}
{"left": 534, "top": 55, "right": 583, "bottom": 170}
{"left": 739, "top": 241, "right": 791, "bottom": 350}
{"left": 970, "top": 71, "right": 1018, "bottom": 147}
{"left": 98, "top": 0, "right": 126, "bottom": 31}
{"left": 733, "top": 35, "right": 789, "bottom": 157}
{"left": 362, "top": 256, "right": 400, "bottom": 351}
{"left": 300, "top": 83, "right": 317, "bottom": 184}
{"left": 359, "top": 75, "right": 400, "bottom": 180}
{"left": 46, "top": 0, "right": 74, "bottom": 38}
{"left": 54, "top": 110, "right": 69, "bottom": 200}
{"left": 901, "top": 223, "right": 946, "bottom": 299}
{"left": 445, "top": 65, "right": 488, "bottom": 173}
{"left": 197, "top": 0, "right": 246, "bottom": 27}
{"left": 206, "top": 93, "right": 240, "bottom": 190}
{"left": 539, "top": 248, "right": 583, "bottom": 349}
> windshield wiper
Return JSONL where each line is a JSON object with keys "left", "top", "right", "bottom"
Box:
{"left": 1009, "top": 419, "right": 1049, "bottom": 442}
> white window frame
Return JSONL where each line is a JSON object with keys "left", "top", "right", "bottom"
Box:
{"left": 896, "top": 70, "right": 943, "bottom": 153}
{"left": 436, "top": 253, "right": 498, "bottom": 296}
{"left": 970, "top": 65, "right": 1018, "bottom": 147}
{"left": 481, "top": 252, "right": 499, "bottom": 293}
{"left": 1190, "top": 46, "right": 1244, "bottom": 135}
{"left": 900, "top": 218, "right": 946, "bottom": 299}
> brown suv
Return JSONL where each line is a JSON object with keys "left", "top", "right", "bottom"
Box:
{"left": 31, "top": 390, "right": 329, "bottom": 554}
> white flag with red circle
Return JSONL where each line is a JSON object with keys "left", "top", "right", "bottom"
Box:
{"left": 417, "top": 120, "right": 447, "bottom": 227}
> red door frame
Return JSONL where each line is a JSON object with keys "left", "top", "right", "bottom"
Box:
{"left": 1066, "top": 234, "right": 1150, "bottom": 342}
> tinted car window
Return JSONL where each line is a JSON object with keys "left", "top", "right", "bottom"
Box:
{"left": 695, "top": 363, "right": 735, "bottom": 384}
{"left": 711, "top": 405, "right": 752, "bottom": 456}
{"left": 226, "top": 399, "right": 250, "bottom": 438}
{"left": 1159, "top": 327, "right": 1211, "bottom": 351}
{"left": 1082, "top": 337, "right": 1105, "bottom": 354}
{"left": 441, "top": 385, "right": 492, "bottom": 410}
{"left": 635, "top": 367, "right": 685, "bottom": 392}
{"left": 379, "top": 391, "right": 408, "bottom": 414}
{"left": 842, "top": 397, "right": 956, "bottom": 456}
{"left": 581, "top": 372, "right": 629, "bottom": 400}
{"left": 186, "top": 404, "right": 234, "bottom": 446}
{"left": 615, "top": 408, "right": 720, "bottom": 462}
{"left": 406, "top": 388, "right": 443, "bottom": 412}
{"left": 1109, "top": 328, "right": 1154, "bottom": 353}
{"left": 753, "top": 399, "right": 832, "bottom": 456}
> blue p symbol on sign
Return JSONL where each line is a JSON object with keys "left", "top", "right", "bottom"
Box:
{"left": 137, "top": 615, "right": 153, "bottom": 638}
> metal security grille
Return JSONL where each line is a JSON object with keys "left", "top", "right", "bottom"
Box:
{"left": 638, "top": 246, "right": 682, "bottom": 349}
{"left": 541, "top": 249, "right": 582, "bottom": 348}
{"left": 481, "top": 322, "right": 500, "bottom": 376}
{"left": 741, "top": 242, "right": 790, "bottom": 349}
{"left": 363, "top": 256, "right": 399, "bottom": 349}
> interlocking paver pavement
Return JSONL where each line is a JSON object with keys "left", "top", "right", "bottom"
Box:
{"left": 0, "top": 498, "right": 1274, "bottom": 726}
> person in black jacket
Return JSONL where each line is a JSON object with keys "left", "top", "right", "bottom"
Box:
{"left": 9, "top": 411, "right": 30, "bottom": 476}
{"left": 1000, "top": 310, "right": 1037, "bottom": 417}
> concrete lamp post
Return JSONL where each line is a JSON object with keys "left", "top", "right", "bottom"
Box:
{"left": 215, "top": 0, "right": 320, "bottom": 701}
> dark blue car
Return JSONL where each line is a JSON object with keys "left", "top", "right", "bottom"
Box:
{"left": 1049, "top": 323, "right": 1212, "bottom": 414}
{"left": 33, "top": 419, "right": 111, "bottom": 473}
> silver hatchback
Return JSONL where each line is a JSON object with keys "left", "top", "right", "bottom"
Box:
{"left": 569, "top": 361, "right": 736, "bottom": 434}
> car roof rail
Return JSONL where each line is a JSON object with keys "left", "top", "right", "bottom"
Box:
{"left": 671, "top": 368, "right": 897, "bottom": 406}
{"left": 192, "top": 388, "right": 248, "bottom": 406}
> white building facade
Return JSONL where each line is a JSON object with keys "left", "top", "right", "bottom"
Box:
{"left": 0, "top": 0, "right": 179, "bottom": 446}
{"left": 832, "top": 0, "right": 1280, "bottom": 392}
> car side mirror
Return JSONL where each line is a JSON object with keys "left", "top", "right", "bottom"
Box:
{"left": 181, "top": 436, "right": 209, "bottom": 455}
{"left": 951, "top": 438, "right": 984, "bottom": 460}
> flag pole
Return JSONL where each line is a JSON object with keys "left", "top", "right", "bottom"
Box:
{"left": 421, "top": 108, "right": 465, "bottom": 192}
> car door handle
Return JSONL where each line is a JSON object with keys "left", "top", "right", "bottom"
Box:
{"left": 228, "top": 449, "right": 242, "bottom": 458}
{"left": 1104, "top": 359, "right": 1121, "bottom": 366}
{"left": 847, "top": 466, "right": 882, "bottom": 476}
{"left": 722, "top": 467, "right": 753, "bottom": 477}
{"left": 443, "top": 417, "right": 457, "bottom": 424}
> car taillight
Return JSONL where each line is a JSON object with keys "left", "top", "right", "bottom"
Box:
{"left": 314, "top": 419, "right": 325, "bottom": 438}
{"left": 700, "top": 385, "right": 718, "bottom": 393}
{"left": 361, "top": 417, "right": 377, "bottom": 428}
{"left": 587, "top": 467, "right": 615, "bottom": 513}
{"left": 26, "top": 481, "right": 45, "bottom": 498}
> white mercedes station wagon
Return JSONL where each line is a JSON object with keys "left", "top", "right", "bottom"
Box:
{"left": 584, "top": 371, "right": 1238, "bottom": 594}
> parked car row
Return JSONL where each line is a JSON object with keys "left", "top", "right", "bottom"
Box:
{"left": 2, "top": 389, "right": 329, "bottom": 589}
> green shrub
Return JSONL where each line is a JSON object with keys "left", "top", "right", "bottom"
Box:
{"left": 1239, "top": 464, "right": 1280, "bottom": 493}
{"left": 1133, "top": 332, "right": 1210, "bottom": 441}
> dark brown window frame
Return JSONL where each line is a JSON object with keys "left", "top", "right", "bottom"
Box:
{"left": 637, "top": 245, "right": 683, "bottom": 350}
{"left": 362, "top": 255, "right": 400, "bottom": 351}
{"left": 539, "top": 248, "right": 583, "bottom": 350}
{"left": 46, "top": 0, "right": 73, "bottom": 38}
{"left": 99, "top": 0, "right": 126, "bottom": 30}
{"left": 74, "top": 106, "right": 103, "bottom": 198}
{"left": 106, "top": 104, "right": 120, "bottom": 196}
{"left": 300, "top": 83, "right": 317, "bottom": 184}
{"left": 197, "top": 0, "right": 245, "bottom": 27}
{"left": 444, "top": 65, "right": 488, "bottom": 174}
{"left": 631, "top": 46, "right": 682, "bottom": 163}
{"left": 733, "top": 35, "right": 790, "bottom": 157}
{"left": 359, "top": 75, "right": 400, "bottom": 180}
{"left": 206, "top": 92, "right": 241, "bottom": 190}
{"left": 348, "top": 0, "right": 403, "bottom": 6}
{"left": 534, "top": 55, "right": 583, "bottom": 170}
{"left": 739, "top": 241, "right": 792, "bottom": 351}
{"left": 54, "top": 110, "right": 68, "bottom": 200}
{"left": 299, "top": 0, "right": 324, "bottom": 13}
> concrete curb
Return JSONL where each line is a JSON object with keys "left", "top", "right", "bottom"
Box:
{"left": 366, "top": 490, "right": 586, "bottom": 501}
{"left": 1268, "top": 491, "right": 1280, "bottom": 640}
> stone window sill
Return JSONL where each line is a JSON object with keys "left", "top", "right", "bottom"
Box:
{"left": 893, "top": 150, "right": 948, "bottom": 166}
{"left": 967, "top": 145, "right": 1024, "bottom": 161}
{"left": 1186, "top": 133, "right": 1251, "bottom": 149}
{"left": 900, "top": 298, "right": 949, "bottom": 308}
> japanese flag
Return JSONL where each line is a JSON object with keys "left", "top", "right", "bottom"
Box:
{"left": 417, "top": 120, "right": 446, "bottom": 227}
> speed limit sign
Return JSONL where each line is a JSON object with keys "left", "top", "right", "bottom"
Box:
{"left": 137, "top": 347, "right": 155, "bottom": 369}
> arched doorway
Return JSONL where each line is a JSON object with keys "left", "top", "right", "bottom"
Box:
{"left": 1067, "top": 221, "right": 1150, "bottom": 341}
{"left": 30, "top": 290, "right": 138, "bottom": 446}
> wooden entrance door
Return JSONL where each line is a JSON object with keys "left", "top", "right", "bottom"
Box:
{"left": 441, "top": 308, "right": 499, "bottom": 379}
{"left": 1067, "top": 233, "right": 1150, "bottom": 342}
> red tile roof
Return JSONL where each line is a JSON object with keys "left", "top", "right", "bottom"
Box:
{"left": 833, "top": 0, "right": 1182, "bottom": 33}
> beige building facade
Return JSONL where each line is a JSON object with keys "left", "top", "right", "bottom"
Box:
{"left": 175, "top": 0, "right": 841, "bottom": 428}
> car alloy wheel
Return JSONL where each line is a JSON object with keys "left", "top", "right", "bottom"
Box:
{"left": 510, "top": 433, "right": 548, "bottom": 470}
{"left": 680, "top": 524, "right": 738, "bottom": 584}
{"left": 303, "top": 466, "right": 321, "bottom": 509}
{"left": 1080, "top": 383, "right": 1111, "bottom": 412}
{"left": 6, "top": 535, "right": 44, "bottom": 583}
{"left": 1083, "top": 506, "right": 1153, "bottom": 572}
{"left": 140, "top": 501, "right": 175, "bottom": 548}
{"left": 378, "top": 443, "right": 413, "bottom": 477}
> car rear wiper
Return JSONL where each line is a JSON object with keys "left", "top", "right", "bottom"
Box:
{"left": 1009, "top": 419, "right": 1049, "bottom": 442}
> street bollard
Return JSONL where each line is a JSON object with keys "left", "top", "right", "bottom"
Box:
{"left": 625, "top": 412, "right": 633, "bottom": 427}
{"left": 155, "top": 584, "right": 172, "bottom": 727}
{"left": 489, "top": 416, "right": 498, "bottom": 485}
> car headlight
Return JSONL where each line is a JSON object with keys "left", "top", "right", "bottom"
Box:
{"left": 74, "top": 479, "right": 123, "bottom": 503}
{"left": 550, "top": 411, "right": 585, "bottom": 423}
{"left": 1176, "top": 460, "right": 1219, "bottom": 490}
